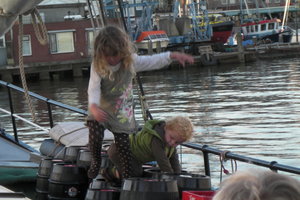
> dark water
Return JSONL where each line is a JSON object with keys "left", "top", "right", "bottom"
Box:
{"left": 1, "top": 57, "right": 300, "bottom": 185}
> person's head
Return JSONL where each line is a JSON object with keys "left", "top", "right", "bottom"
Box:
{"left": 212, "top": 169, "right": 300, "bottom": 200}
{"left": 259, "top": 172, "right": 300, "bottom": 200}
{"left": 93, "top": 25, "right": 135, "bottom": 79}
{"left": 164, "top": 116, "right": 194, "bottom": 147}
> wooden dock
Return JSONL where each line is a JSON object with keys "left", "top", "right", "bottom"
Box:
{"left": 245, "top": 42, "right": 300, "bottom": 59}
{"left": 0, "top": 59, "right": 90, "bottom": 83}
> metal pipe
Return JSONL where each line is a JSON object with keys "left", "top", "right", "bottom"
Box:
{"left": 182, "top": 142, "right": 300, "bottom": 175}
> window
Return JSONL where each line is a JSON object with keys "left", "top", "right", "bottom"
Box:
{"left": 0, "top": 36, "right": 5, "bottom": 48}
{"left": 87, "top": 30, "right": 95, "bottom": 52}
{"left": 261, "top": 24, "right": 266, "bottom": 31}
{"left": 268, "top": 23, "right": 274, "bottom": 30}
{"left": 22, "top": 35, "right": 32, "bottom": 56}
{"left": 49, "top": 31, "right": 74, "bottom": 54}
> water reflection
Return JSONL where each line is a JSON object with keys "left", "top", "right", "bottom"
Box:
{"left": 1, "top": 57, "right": 300, "bottom": 185}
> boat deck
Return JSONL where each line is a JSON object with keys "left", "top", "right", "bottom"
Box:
{"left": 0, "top": 133, "right": 39, "bottom": 185}
{"left": 0, "top": 185, "right": 30, "bottom": 200}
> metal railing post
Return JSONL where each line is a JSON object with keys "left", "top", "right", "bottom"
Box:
{"left": 202, "top": 145, "right": 210, "bottom": 176}
{"left": 7, "top": 86, "right": 18, "bottom": 142}
{"left": 46, "top": 101, "right": 54, "bottom": 128}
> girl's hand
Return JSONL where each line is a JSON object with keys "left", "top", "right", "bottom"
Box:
{"left": 90, "top": 104, "right": 108, "bottom": 122}
{"left": 170, "top": 52, "right": 195, "bottom": 67}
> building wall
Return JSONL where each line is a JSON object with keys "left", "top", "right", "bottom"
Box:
{"left": 38, "top": 4, "right": 86, "bottom": 23}
{"left": 11, "top": 19, "right": 92, "bottom": 65}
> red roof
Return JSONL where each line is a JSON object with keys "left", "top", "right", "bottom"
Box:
{"left": 136, "top": 30, "right": 167, "bottom": 42}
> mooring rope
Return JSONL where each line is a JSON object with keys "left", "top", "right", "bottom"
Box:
{"left": 219, "top": 150, "right": 237, "bottom": 183}
{"left": 30, "top": 8, "right": 48, "bottom": 45}
{"left": 18, "top": 15, "right": 37, "bottom": 122}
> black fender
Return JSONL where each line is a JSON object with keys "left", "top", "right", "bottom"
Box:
{"left": 200, "top": 54, "right": 217, "bottom": 66}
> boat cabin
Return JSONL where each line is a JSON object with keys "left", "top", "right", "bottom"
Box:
{"left": 241, "top": 18, "right": 281, "bottom": 40}
{"left": 135, "top": 30, "right": 169, "bottom": 51}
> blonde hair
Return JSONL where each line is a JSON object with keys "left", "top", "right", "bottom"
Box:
{"left": 213, "top": 170, "right": 300, "bottom": 200}
{"left": 92, "top": 25, "right": 136, "bottom": 79}
{"left": 165, "top": 116, "right": 194, "bottom": 141}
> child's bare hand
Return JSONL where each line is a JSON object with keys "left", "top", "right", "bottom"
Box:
{"left": 170, "top": 52, "right": 195, "bottom": 67}
{"left": 90, "top": 104, "right": 108, "bottom": 122}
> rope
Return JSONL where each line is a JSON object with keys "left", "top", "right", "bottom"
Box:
{"left": 30, "top": 8, "right": 48, "bottom": 45}
{"left": 134, "top": 76, "right": 150, "bottom": 122}
{"left": 47, "top": 126, "right": 86, "bottom": 158}
{"left": 219, "top": 150, "right": 237, "bottom": 183}
{"left": 18, "top": 15, "right": 37, "bottom": 122}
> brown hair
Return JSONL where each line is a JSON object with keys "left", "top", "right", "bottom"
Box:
{"left": 165, "top": 116, "right": 194, "bottom": 141}
{"left": 92, "top": 25, "right": 136, "bottom": 79}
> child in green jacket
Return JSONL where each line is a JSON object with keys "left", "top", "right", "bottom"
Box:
{"left": 107, "top": 116, "right": 194, "bottom": 178}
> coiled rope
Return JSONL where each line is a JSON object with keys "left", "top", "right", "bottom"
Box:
{"left": 30, "top": 8, "right": 48, "bottom": 45}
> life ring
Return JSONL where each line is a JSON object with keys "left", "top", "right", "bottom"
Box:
{"left": 200, "top": 53, "right": 217, "bottom": 66}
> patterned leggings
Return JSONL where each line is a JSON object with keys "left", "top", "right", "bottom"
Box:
{"left": 87, "top": 120, "right": 133, "bottom": 179}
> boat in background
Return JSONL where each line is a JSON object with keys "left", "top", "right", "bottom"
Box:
{"left": 135, "top": 30, "right": 169, "bottom": 52}
{"left": 211, "top": 21, "right": 234, "bottom": 44}
{"left": 241, "top": 18, "right": 293, "bottom": 43}
{"left": 192, "top": 13, "right": 234, "bottom": 44}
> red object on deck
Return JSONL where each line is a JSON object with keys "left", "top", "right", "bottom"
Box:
{"left": 211, "top": 30, "right": 232, "bottom": 43}
{"left": 136, "top": 30, "right": 167, "bottom": 42}
{"left": 182, "top": 191, "right": 216, "bottom": 200}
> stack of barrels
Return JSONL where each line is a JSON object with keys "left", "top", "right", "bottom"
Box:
{"left": 85, "top": 177, "right": 120, "bottom": 200}
{"left": 36, "top": 147, "right": 214, "bottom": 200}
{"left": 35, "top": 146, "right": 121, "bottom": 200}
{"left": 35, "top": 146, "right": 90, "bottom": 200}
{"left": 119, "top": 168, "right": 213, "bottom": 200}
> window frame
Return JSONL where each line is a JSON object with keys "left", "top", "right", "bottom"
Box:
{"left": 22, "top": 35, "right": 32, "bottom": 56}
{"left": 0, "top": 36, "right": 5, "bottom": 48}
{"left": 48, "top": 30, "right": 75, "bottom": 54}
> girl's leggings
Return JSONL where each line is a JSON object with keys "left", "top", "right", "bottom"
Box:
{"left": 87, "top": 120, "right": 133, "bottom": 179}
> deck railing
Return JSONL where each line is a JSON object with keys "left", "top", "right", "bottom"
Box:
{"left": 1, "top": 80, "right": 300, "bottom": 178}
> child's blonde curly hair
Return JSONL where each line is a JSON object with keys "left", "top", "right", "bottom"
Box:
{"left": 165, "top": 116, "right": 194, "bottom": 141}
{"left": 92, "top": 25, "right": 136, "bottom": 80}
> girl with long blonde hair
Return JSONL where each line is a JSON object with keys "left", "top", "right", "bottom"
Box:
{"left": 86, "top": 25, "right": 194, "bottom": 179}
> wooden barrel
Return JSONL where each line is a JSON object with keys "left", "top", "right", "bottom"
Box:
{"left": 35, "top": 157, "right": 63, "bottom": 199}
{"left": 48, "top": 163, "right": 88, "bottom": 199}
{"left": 85, "top": 177, "right": 119, "bottom": 200}
{"left": 100, "top": 151, "right": 110, "bottom": 169}
{"left": 143, "top": 167, "right": 188, "bottom": 178}
{"left": 175, "top": 174, "right": 211, "bottom": 191}
{"left": 143, "top": 168, "right": 211, "bottom": 198}
{"left": 77, "top": 149, "right": 91, "bottom": 169}
{"left": 89, "top": 178, "right": 111, "bottom": 189}
{"left": 120, "top": 178, "right": 179, "bottom": 200}
{"left": 165, "top": 173, "right": 211, "bottom": 198}
{"left": 64, "top": 146, "right": 84, "bottom": 163}
{"left": 85, "top": 188, "right": 120, "bottom": 200}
